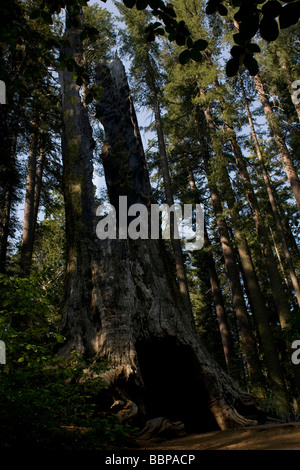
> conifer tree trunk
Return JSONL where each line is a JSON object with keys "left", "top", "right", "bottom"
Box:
{"left": 144, "top": 56, "right": 193, "bottom": 319}
{"left": 254, "top": 75, "right": 300, "bottom": 210}
{"left": 0, "top": 107, "right": 18, "bottom": 274}
{"left": 240, "top": 75, "right": 300, "bottom": 308}
{"left": 20, "top": 121, "right": 38, "bottom": 276}
{"left": 0, "top": 188, "right": 13, "bottom": 274}
{"left": 200, "top": 105, "right": 265, "bottom": 398}
{"left": 224, "top": 120, "right": 291, "bottom": 333}
{"left": 222, "top": 163, "right": 291, "bottom": 416}
{"left": 281, "top": 61, "right": 300, "bottom": 121}
{"left": 223, "top": 116, "right": 300, "bottom": 399}
{"left": 59, "top": 19, "right": 96, "bottom": 357}
{"left": 19, "top": 123, "right": 45, "bottom": 275}
{"left": 33, "top": 146, "right": 45, "bottom": 239}
{"left": 196, "top": 64, "right": 290, "bottom": 411}
{"left": 188, "top": 171, "right": 238, "bottom": 379}
{"left": 195, "top": 69, "right": 293, "bottom": 412}
{"left": 58, "top": 18, "right": 266, "bottom": 431}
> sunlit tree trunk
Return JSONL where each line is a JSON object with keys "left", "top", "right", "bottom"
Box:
{"left": 200, "top": 105, "right": 265, "bottom": 398}
{"left": 222, "top": 163, "right": 291, "bottom": 417}
{"left": 224, "top": 120, "right": 291, "bottom": 333}
{"left": 239, "top": 75, "right": 300, "bottom": 308}
{"left": 188, "top": 170, "right": 238, "bottom": 379}
{"left": 254, "top": 74, "right": 300, "bottom": 211}
{"left": 223, "top": 114, "right": 300, "bottom": 402}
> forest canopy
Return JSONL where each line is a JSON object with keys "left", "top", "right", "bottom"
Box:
{"left": 0, "top": 0, "right": 300, "bottom": 451}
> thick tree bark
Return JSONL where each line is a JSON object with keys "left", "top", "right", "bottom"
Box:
{"left": 59, "top": 20, "right": 96, "bottom": 357}
{"left": 254, "top": 74, "right": 300, "bottom": 211}
{"left": 58, "top": 24, "right": 266, "bottom": 431}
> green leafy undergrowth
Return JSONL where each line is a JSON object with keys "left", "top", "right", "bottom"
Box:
{"left": 0, "top": 274, "right": 137, "bottom": 450}
{"left": 0, "top": 356, "right": 137, "bottom": 450}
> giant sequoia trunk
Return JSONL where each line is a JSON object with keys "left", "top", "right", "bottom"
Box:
{"left": 58, "top": 23, "right": 265, "bottom": 432}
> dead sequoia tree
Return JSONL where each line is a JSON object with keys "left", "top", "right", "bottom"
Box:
{"left": 58, "top": 21, "right": 266, "bottom": 432}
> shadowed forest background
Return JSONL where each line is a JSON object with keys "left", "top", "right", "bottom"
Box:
{"left": 0, "top": 0, "right": 300, "bottom": 451}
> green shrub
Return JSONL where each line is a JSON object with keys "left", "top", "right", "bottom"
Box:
{"left": 0, "top": 274, "right": 137, "bottom": 450}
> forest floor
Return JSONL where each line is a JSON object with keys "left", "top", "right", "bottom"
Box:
{"left": 136, "top": 422, "right": 300, "bottom": 450}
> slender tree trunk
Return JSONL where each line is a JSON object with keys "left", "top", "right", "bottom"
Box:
{"left": 57, "top": 18, "right": 266, "bottom": 431}
{"left": 224, "top": 121, "right": 291, "bottom": 333}
{"left": 223, "top": 114, "right": 300, "bottom": 402}
{"left": 203, "top": 225, "right": 237, "bottom": 375}
{"left": 270, "top": 227, "right": 290, "bottom": 290}
{"left": 33, "top": 146, "right": 45, "bottom": 238}
{"left": 201, "top": 103, "right": 291, "bottom": 413}
{"left": 145, "top": 58, "right": 193, "bottom": 319}
{"left": 222, "top": 165, "right": 291, "bottom": 416}
{"left": 188, "top": 171, "right": 238, "bottom": 379}
{"left": 254, "top": 74, "right": 300, "bottom": 210}
{"left": 240, "top": 75, "right": 300, "bottom": 307}
{"left": 20, "top": 122, "right": 38, "bottom": 276}
{"left": 202, "top": 61, "right": 293, "bottom": 322}
{"left": 200, "top": 106, "right": 265, "bottom": 398}
{"left": 0, "top": 189, "right": 13, "bottom": 274}
{"left": 0, "top": 106, "right": 18, "bottom": 274}
{"left": 284, "top": 215, "right": 300, "bottom": 257}
{"left": 19, "top": 127, "right": 45, "bottom": 275}
{"left": 281, "top": 61, "right": 300, "bottom": 121}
